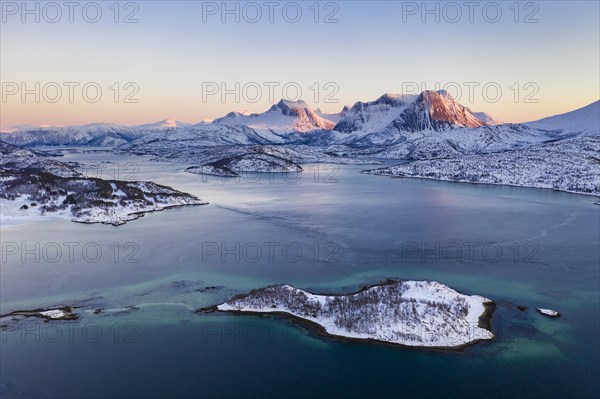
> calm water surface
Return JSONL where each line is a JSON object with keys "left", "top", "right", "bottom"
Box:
{"left": 1, "top": 151, "right": 598, "bottom": 398}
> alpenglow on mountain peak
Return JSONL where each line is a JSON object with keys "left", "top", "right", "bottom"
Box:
{"left": 333, "top": 89, "right": 498, "bottom": 134}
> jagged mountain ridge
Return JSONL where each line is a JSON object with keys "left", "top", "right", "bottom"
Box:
{"left": 389, "top": 90, "right": 490, "bottom": 131}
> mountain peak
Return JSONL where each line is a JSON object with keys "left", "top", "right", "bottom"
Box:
{"left": 394, "top": 90, "right": 487, "bottom": 131}
{"left": 158, "top": 119, "right": 181, "bottom": 128}
{"left": 272, "top": 99, "right": 309, "bottom": 112}
{"left": 373, "top": 93, "right": 411, "bottom": 106}
{"left": 434, "top": 89, "right": 455, "bottom": 101}
{"left": 335, "top": 90, "right": 497, "bottom": 134}
{"left": 419, "top": 90, "right": 455, "bottom": 103}
{"left": 280, "top": 98, "right": 307, "bottom": 106}
{"left": 213, "top": 99, "right": 335, "bottom": 133}
{"left": 394, "top": 90, "right": 488, "bottom": 131}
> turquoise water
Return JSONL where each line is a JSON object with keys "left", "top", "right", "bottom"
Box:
{"left": 1, "top": 154, "right": 598, "bottom": 398}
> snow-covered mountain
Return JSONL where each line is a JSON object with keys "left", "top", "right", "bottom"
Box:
{"left": 329, "top": 90, "right": 501, "bottom": 145}
{"left": 2, "top": 94, "right": 597, "bottom": 156}
{"left": 388, "top": 90, "right": 492, "bottom": 131}
{"left": 333, "top": 93, "right": 417, "bottom": 134}
{"left": 1, "top": 123, "right": 143, "bottom": 147}
{"left": 213, "top": 99, "right": 336, "bottom": 134}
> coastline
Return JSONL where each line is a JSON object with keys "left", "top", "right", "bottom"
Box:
{"left": 207, "top": 307, "right": 497, "bottom": 353}
{"left": 1, "top": 200, "right": 208, "bottom": 227}
{"left": 361, "top": 170, "right": 600, "bottom": 198}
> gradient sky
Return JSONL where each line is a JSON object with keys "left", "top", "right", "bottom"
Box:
{"left": 1, "top": 0, "right": 599, "bottom": 128}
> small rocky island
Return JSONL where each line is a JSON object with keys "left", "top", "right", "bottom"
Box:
{"left": 185, "top": 147, "right": 302, "bottom": 177}
{"left": 215, "top": 280, "right": 495, "bottom": 349}
{"left": 0, "top": 140, "right": 207, "bottom": 225}
{"left": 537, "top": 308, "right": 560, "bottom": 317}
{"left": 1, "top": 306, "right": 78, "bottom": 322}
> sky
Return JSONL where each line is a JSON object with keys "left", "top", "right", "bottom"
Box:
{"left": 1, "top": 0, "right": 599, "bottom": 129}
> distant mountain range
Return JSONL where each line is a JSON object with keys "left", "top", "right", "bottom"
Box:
{"left": 1, "top": 91, "right": 598, "bottom": 195}
{"left": 3, "top": 90, "right": 597, "bottom": 149}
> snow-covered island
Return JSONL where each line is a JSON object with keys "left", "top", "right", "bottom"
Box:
{"left": 537, "top": 308, "right": 560, "bottom": 317}
{"left": 185, "top": 147, "right": 302, "bottom": 177}
{"left": 1, "top": 141, "right": 208, "bottom": 226}
{"left": 214, "top": 280, "right": 496, "bottom": 349}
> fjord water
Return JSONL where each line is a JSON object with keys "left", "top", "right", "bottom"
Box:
{"left": 1, "top": 152, "right": 598, "bottom": 398}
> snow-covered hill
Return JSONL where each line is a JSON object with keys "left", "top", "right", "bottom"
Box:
{"left": 0, "top": 123, "right": 142, "bottom": 147}
{"left": 525, "top": 100, "right": 599, "bottom": 136}
{"left": 134, "top": 119, "right": 192, "bottom": 130}
{"left": 0, "top": 141, "right": 80, "bottom": 177}
{"left": 339, "top": 122, "right": 561, "bottom": 160}
{"left": 364, "top": 137, "right": 600, "bottom": 196}
{"left": 0, "top": 119, "right": 194, "bottom": 147}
